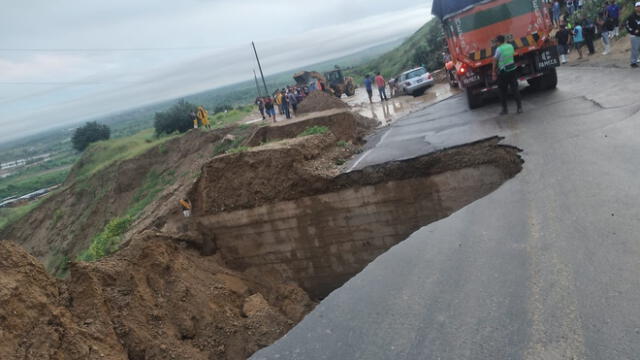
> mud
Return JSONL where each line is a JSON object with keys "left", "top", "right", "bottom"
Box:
{"left": 1, "top": 104, "right": 523, "bottom": 359}
{"left": 171, "top": 137, "right": 523, "bottom": 299}
{"left": 246, "top": 109, "right": 376, "bottom": 147}
{"left": 0, "top": 234, "right": 314, "bottom": 360}
{"left": 296, "top": 91, "right": 350, "bottom": 114}
{"left": 346, "top": 83, "right": 461, "bottom": 126}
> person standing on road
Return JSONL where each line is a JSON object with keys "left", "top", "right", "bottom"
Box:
{"left": 255, "top": 97, "right": 266, "bottom": 120}
{"left": 375, "top": 72, "right": 388, "bottom": 102}
{"left": 552, "top": 1, "right": 561, "bottom": 27}
{"left": 275, "top": 90, "right": 283, "bottom": 115}
{"left": 581, "top": 16, "right": 596, "bottom": 55}
{"left": 556, "top": 23, "right": 571, "bottom": 63}
{"left": 264, "top": 96, "right": 276, "bottom": 122}
{"left": 363, "top": 75, "right": 374, "bottom": 103}
{"left": 573, "top": 23, "right": 585, "bottom": 59}
{"left": 625, "top": 2, "right": 640, "bottom": 68}
{"left": 281, "top": 90, "right": 291, "bottom": 119}
{"left": 287, "top": 91, "right": 298, "bottom": 116}
{"left": 492, "top": 35, "right": 522, "bottom": 115}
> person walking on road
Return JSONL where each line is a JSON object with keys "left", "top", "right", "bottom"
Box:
{"left": 606, "top": 0, "right": 621, "bottom": 37}
{"left": 364, "top": 75, "right": 374, "bottom": 103}
{"left": 625, "top": 2, "right": 640, "bottom": 68}
{"left": 597, "top": 11, "right": 614, "bottom": 55}
{"left": 264, "top": 96, "right": 276, "bottom": 123}
{"left": 573, "top": 23, "right": 585, "bottom": 59}
{"left": 492, "top": 35, "right": 522, "bottom": 115}
{"left": 375, "top": 72, "right": 388, "bottom": 102}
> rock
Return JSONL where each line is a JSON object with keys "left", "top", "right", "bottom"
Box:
{"left": 242, "top": 293, "right": 271, "bottom": 317}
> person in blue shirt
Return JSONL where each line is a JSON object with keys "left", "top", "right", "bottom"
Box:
{"left": 552, "top": 1, "right": 561, "bottom": 27}
{"left": 606, "top": 0, "right": 621, "bottom": 36}
{"left": 363, "top": 75, "right": 373, "bottom": 103}
{"left": 573, "top": 24, "right": 585, "bottom": 59}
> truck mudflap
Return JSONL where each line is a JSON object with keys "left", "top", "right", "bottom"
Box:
{"left": 533, "top": 46, "right": 560, "bottom": 72}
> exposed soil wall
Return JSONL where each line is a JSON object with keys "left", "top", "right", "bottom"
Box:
{"left": 173, "top": 137, "right": 522, "bottom": 299}
{"left": 0, "top": 234, "right": 314, "bottom": 360}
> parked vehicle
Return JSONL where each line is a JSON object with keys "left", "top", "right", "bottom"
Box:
{"left": 432, "top": 0, "right": 560, "bottom": 109}
{"left": 397, "top": 67, "right": 435, "bottom": 96}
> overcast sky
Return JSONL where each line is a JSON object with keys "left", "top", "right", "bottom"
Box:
{"left": 0, "top": 1, "right": 433, "bottom": 143}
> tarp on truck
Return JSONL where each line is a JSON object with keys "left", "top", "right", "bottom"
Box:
{"left": 432, "top": 0, "right": 491, "bottom": 19}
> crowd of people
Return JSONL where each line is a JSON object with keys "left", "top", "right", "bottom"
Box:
{"left": 549, "top": 0, "right": 640, "bottom": 67}
{"left": 254, "top": 86, "right": 310, "bottom": 123}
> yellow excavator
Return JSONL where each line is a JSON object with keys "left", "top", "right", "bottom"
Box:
{"left": 293, "top": 66, "right": 356, "bottom": 98}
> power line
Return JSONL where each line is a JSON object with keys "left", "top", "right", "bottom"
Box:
{"left": 0, "top": 81, "right": 136, "bottom": 85}
{"left": 0, "top": 46, "right": 221, "bottom": 52}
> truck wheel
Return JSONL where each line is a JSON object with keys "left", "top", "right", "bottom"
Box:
{"left": 528, "top": 68, "right": 558, "bottom": 91}
{"left": 543, "top": 68, "right": 558, "bottom": 89}
{"left": 465, "top": 88, "right": 483, "bottom": 109}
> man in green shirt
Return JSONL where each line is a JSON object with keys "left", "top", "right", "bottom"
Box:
{"left": 492, "top": 35, "right": 523, "bottom": 115}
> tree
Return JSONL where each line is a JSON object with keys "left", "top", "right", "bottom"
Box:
{"left": 154, "top": 100, "right": 198, "bottom": 135}
{"left": 72, "top": 121, "right": 111, "bottom": 151}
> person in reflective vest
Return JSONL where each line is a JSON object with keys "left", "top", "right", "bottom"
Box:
{"left": 196, "top": 106, "right": 210, "bottom": 129}
{"left": 492, "top": 35, "right": 523, "bottom": 115}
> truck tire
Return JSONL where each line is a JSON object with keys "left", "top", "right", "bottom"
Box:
{"left": 528, "top": 68, "right": 558, "bottom": 91}
{"left": 466, "top": 87, "right": 483, "bottom": 109}
{"left": 542, "top": 67, "right": 558, "bottom": 89}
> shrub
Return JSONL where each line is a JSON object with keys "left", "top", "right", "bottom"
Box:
{"left": 76, "top": 216, "right": 132, "bottom": 262}
{"left": 72, "top": 121, "right": 111, "bottom": 151}
{"left": 154, "top": 100, "right": 198, "bottom": 135}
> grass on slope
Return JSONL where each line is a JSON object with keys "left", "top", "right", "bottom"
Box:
{"left": 70, "top": 128, "right": 178, "bottom": 181}
{"left": 0, "top": 201, "right": 41, "bottom": 232}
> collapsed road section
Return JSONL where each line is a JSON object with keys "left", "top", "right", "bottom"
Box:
{"left": 1, "top": 105, "right": 522, "bottom": 359}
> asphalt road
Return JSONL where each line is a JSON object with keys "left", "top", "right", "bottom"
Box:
{"left": 252, "top": 66, "right": 640, "bottom": 360}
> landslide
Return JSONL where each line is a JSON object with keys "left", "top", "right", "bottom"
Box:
{"left": 0, "top": 111, "right": 373, "bottom": 360}
{"left": 296, "top": 90, "right": 350, "bottom": 114}
{"left": 0, "top": 127, "right": 246, "bottom": 274}
{"left": 0, "top": 233, "right": 313, "bottom": 360}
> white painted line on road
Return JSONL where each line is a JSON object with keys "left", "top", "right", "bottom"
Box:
{"left": 379, "top": 127, "right": 393, "bottom": 145}
{"left": 347, "top": 149, "right": 373, "bottom": 172}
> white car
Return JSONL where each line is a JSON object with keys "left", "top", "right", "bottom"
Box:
{"left": 397, "top": 67, "right": 434, "bottom": 96}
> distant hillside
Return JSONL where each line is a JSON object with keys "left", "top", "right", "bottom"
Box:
{"left": 346, "top": 18, "right": 444, "bottom": 82}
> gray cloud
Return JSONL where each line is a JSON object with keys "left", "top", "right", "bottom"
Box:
{"left": 0, "top": 1, "right": 432, "bottom": 143}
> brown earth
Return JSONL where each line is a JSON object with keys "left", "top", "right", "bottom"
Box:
{"left": 0, "top": 104, "right": 524, "bottom": 359}
{"left": 0, "top": 234, "right": 313, "bottom": 360}
{"left": 0, "top": 128, "right": 251, "bottom": 275}
{"left": 296, "top": 90, "right": 350, "bottom": 114}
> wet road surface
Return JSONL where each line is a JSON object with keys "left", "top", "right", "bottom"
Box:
{"left": 252, "top": 66, "right": 640, "bottom": 360}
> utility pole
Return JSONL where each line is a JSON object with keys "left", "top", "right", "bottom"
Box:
{"left": 253, "top": 69, "right": 262, "bottom": 97}
{"left": 252, "top": 41, "right": 269, "bottom": 96}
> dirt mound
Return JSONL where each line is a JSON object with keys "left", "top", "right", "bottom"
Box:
{"left": 0, "top": 241, "right": 126, "bottom": 359}
{"left": 0, "top": 233, "right": 314, "bottom": 360}
{"left": 297, "top": 91, "right": 350, "bottom": 114}
{"left": 246, "top": 109, "right": 376, "bottom": 147}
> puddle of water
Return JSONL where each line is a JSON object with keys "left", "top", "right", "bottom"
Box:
{"left": 345, "top": 83, "right": 461, "bottom": 127}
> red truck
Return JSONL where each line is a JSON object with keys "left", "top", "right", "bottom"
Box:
{"left": 433, "top": 0, "right": 560, "bottom": 109}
